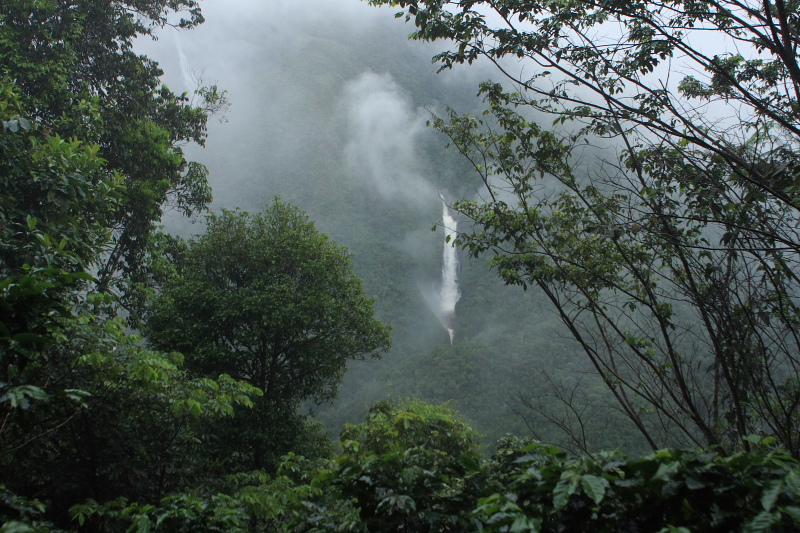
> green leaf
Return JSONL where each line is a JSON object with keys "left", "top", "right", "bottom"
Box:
{"left": 0, "top": 521, "right": 34, "bottom": 533}
{"left": 785, "top": 471, "right": 800, "bottom": 496}
{"left": 581, "top": 474, "right": 609, "bottom": 504}
{"left": 510, "top": 514, "right": 539, "bottom": 532}
{"left": 744, "top": 511, "right": 777, "bottom": 533}
{"left": 761, "top": 480, "right": 782, "bottom": 512}
{"left": 783, "top": 506, "right": 800, "bottom": 524}
{"left": 652, "top": 461, "right": 679, "bottom": 482}
{"left": 2, "top": 385, "right": 49, "bottom": 409}
{"left": 553, "top": 471, "right": 580, "bottom": 510}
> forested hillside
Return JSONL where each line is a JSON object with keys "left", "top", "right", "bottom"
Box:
{"left": 140, "top": 0, "right": 634, "bottom": 452}
{"left": 4, "top": 0, "right": 800, "bottom": 531}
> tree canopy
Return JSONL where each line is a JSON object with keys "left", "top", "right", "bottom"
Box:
{"left": 0, "top": 1, "right": 259, "bottom": 526}
{"left": 0, "top": 77, "right": 258, "bottom": 528}
{"left": 145, "top": 200, "right": 392, "bottom": 469}
{"left": 367, "top": 0, "right": 800, "bottom": 455}
{"left": 1, "top": 0, "right": 224, "bottom": 297}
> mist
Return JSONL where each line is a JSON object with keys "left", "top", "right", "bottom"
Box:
{"left": 135, "top": 0, "right": 583, "bottom": 444}
{"left": 344, "top": 72, "right": 436, "bottom": 208}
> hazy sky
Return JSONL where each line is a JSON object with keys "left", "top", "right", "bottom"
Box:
{"left": 138, "top": 0, "right": 503, "bottom": 237}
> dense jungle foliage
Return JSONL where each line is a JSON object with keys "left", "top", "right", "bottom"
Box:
{"left": 4, "top": 0, "right": 800, "bottom": 531}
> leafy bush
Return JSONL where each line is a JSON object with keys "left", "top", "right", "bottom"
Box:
{"left": 67, "top": 402, "right": 800, "bottom": 533}
{"left": 329, "top": 400, "right": 483, "bottom": 532}
{"left": 479, "top": 438, "right": 800, "bottom": 533}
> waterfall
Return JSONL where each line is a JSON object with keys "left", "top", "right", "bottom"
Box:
{"left": 174, "top": 33, "right": 195, "bottom": 93}
{"left": 439, "top": 197, "right": 460, "bottom": 344}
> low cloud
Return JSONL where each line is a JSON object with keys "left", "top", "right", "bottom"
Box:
{"left": 344, "top": 72, "right": 437, "bottom": 208}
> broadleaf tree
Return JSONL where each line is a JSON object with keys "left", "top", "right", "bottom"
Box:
{"left": 144, "top": 200, "right": 392, "bottom": 470}
{"left": 0, "top": 78, "right": 259, "bottom": 528}
{"left": 0, "top": 3, "right": 266, "bottom": 524}
{"left": 0, "top": 80, "right": 123, "bottom": 460}
{"left": 0, "top": 0, "right": 225, "bottom": 300}
{"left": 368, "top": 0, "right": 800, "bottom": 455}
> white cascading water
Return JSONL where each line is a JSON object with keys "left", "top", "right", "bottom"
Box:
{"left": 439, "top": 197, "right": 461, "bottom": 344}
{"left": 174, "top": 33, "right": 195, "bottom": 93}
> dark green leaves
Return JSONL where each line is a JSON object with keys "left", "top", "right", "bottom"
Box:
{"left": 1, "top": 0, "right": 219, "bottom": 292}
{"left": 474, "top": 443, "right": 800, "bottom": 533}
{"left": 144, "top": 200, "right": 392, "bottom": 471}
